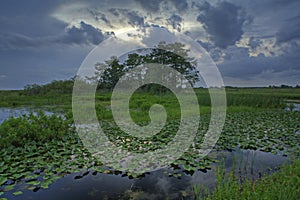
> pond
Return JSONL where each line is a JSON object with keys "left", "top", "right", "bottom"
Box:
{"left": 1, "top": 149, "right": 288, "bottom": 200}
{"left": 0, "top": 108, "right": 298, "bottom": 199}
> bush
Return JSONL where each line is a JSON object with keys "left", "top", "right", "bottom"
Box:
{"left": 0, "top": 111, "right": 74, "bottom": 148}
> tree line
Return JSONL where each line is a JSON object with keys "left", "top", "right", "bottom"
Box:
{"left": 87, "top": 41, "right": 199, "bottom": 92}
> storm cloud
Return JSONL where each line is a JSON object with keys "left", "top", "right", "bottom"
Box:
{"left": 0, "top": 21, "right": 105, "bottom": 50}
{"left": 167, "top": 14, "right": 182, "bottom": 32}
{"left": 62, "top": 21, "right": 105, "bottom": 45}
{"left": 0, "top": 0, "right": 300, "bottom": 89}
{"left": 135, "top": 0, "right": 161, "bottom": 12}
{"left": 197, "top": 1, "right": 249, "bottom": 48}
{"left": 108, "top": 8, "right": 145, "bottom": 27}
{"left": 276, "top": 15, "right": 300, "bottom": 44}
{"left": 170, "top": 0, "right": 188, "bottom": 11}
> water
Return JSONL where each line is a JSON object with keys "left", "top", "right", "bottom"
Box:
{"left": 0, "top": 107, "right": 54, "bottom": 124}
{"left": 285, "top": 103, "right": 300, "bottom": 111}
{"left": 2, "top": 149, "right": 288, "bottom": 200}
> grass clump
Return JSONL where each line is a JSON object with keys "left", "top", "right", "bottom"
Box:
{"left": 194, "top": 160, "right": 300, "bottom": 200}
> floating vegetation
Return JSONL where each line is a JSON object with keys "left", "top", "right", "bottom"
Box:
{"left": 0, "top": 110, "right": 300, "bottom": 199}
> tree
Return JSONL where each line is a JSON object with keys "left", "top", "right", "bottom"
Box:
{"left": 150, "top": 42, "right": 199, "bottom": 85}
{"left": 90, "top": 42, "right": 199, "bottom": 91}
{"left": 91, "top": 56, "right": 127, "bottom": 90}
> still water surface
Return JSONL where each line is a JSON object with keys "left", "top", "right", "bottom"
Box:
{"left": 2, "top": 149, "right": 288, "bottom": 200}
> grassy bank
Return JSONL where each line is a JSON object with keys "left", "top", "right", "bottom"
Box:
{"left": 2, "top": 88, "right": 300, "bottom": 108}
{"left": 194, "top": 160, "right": 300, "bottom": 200}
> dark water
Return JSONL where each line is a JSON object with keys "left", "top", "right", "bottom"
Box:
{"left": 2, "top": 149, "right": 288, "bottom": 200}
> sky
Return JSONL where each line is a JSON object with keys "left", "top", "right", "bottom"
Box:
{"left": 0, "top": 0, "right": 300, "bottom": 89}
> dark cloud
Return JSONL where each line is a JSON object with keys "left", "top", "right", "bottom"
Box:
{"left": 219, "top": 44, "right": 300, "bottom": 80}
{"left": 197, "top": 1, "right": 249, "bottom": 48}
{"left": 135, "top": 0, "right": 161, "bottom": 12}
{"left": 197, "top": 40, "right": 214, "bottom": 51}
{"left": 170, "top": 0, "right": 188, "bottom": 11}
{"left": 1, "top": 0, "right": 300, "bottom": 88}
{"left": 88, "top": 9, "right": 114, "bottom": 28}
{"left": 108, "top": 8, "right": 120, "bottom": 17}
{"left": 167, "top": 14, "right": 182, "bottom": 32}
{"left": 108, "top": 8, "right": 145, "bottom": 27}
{"left": 276, "top": 15, "right": 300, "bottom": 44}
{"left": 62, "top": 21, "right": 105, "bottom": 45}
{"left": 0, "top": 21, "right": 105, "bottom": 50}
{"left": 248, "top": 37, "right": 262, "bottom": 49}
{"left": 197, "top": 40, "right": 224, "bottom": 62}
{"left": 193, "top": 1, "right": 210, "bottom": 11}
{"left": 197, "top": 38, "right": 300, "bottom": 85}
{"left": 126, "top": 11, "right": 145, "bottom": 27}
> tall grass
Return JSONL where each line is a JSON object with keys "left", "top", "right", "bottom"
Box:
{"left": 0, "top": 90, "right": 71, "bottom": 109}
{"left": 1, "top": 88, "right": 300, "bottom": 117}
{"left": 193, "top": 159, "right": 300, "bottom": 200}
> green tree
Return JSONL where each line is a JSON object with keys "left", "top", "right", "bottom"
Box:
{"left": 91, "top": 42, "right": 199, "bottom": 91}
{"left": 93, "top": 56, "right": 127, "bottom": 90}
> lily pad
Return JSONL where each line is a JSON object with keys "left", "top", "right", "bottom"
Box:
{"left": 13, "top": 191, "right": 23, "bottom": 196}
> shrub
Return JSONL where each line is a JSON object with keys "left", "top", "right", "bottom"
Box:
{"left": 0, "top": 111, "right": 73, "bottom": 147}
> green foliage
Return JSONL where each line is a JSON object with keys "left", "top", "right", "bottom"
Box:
{"left": 0, "top": 133, "right": 97, "bottom": 198}
{"left": 194, "top": 160, "right": 300, "bottom": 200}
{"left": 90, "top": 42, "right": 199, "bottom": 91}
{"left": 91, "top": 56, "right": 128, "bottom": 90}
{"left": 23, "top": 78, "right": 75, "bottom": 96}
{"left": 0, "top": 111, "right": 73, "bottom": 148}
{"left": 0, "top": 91, "right": 72, "bottom": 110}
{"left": 217, "top": 111, "right": 300, "bottom": 153}
{"left": 1, "top": 87, "right": 299, "bottom": 112}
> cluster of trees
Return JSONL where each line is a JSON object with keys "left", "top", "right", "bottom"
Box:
{"left": 268, "top": 85, "right": 300, "bottom": 88}
{"left": 23, "top": 78, "right": 75, "bottom": 95}
{"left": 88, "top": 42, "right": 199, "bottom": 92}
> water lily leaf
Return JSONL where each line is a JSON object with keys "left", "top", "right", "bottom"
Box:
{"left": 26, "top": 180, "right": 40, "bottom": 186}
{"left": 41, "top": 181, "right": 51, "bottom": 189}
{"left": 13, "top": 191, "right": 23, "bottom": 196}
{"left": 27, "top": 186, "right": 36, "bottom": 191}
{"left": 4, "top": 184, "right": 15, "bottom": 191}
{"left": 0, "top": 177, "right": 7, "bottom": 185}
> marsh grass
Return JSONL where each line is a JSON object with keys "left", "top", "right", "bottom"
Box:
{"left": 193, "top": 159, "right": 300, "bottom": 200}
{"left": 1, "top": 88, "right": 300, "bottom": 115}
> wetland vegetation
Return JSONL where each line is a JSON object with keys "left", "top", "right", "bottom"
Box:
{"left": 0, "top": 81, "right": 299, "bottom": 199}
